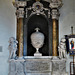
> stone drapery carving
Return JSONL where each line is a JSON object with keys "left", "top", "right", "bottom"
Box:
{"left": 8, "top": 37, "right": 18, "bottom": 59}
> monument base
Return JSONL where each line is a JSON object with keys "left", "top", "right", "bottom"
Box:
{"left": 9, "top": 56, "right": 68, "bottom": 75}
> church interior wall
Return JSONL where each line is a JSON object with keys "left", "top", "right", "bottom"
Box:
{"left": 0, "top": 0, "right": 75, "bottom": 75}
{"left": 59, "top": 0, "right": 75, "bottom": 74}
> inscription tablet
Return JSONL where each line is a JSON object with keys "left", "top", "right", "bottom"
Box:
{"left": 25, "top": 59, "right": 52, "bottom": 72}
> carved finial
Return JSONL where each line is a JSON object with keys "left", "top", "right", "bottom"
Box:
{"left": 35, "top": 28, "right": 40, "bottom": 32}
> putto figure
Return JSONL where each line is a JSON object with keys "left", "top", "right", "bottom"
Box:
{"left": 58, "top": 38, "right": 66, "bottom": 58}
{"left": 8, "top": 37, "right": 18, "bottom": 59}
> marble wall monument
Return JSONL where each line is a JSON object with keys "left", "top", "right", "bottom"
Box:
{"left": 9, "top": 0, "right": 68, "bottom": 75}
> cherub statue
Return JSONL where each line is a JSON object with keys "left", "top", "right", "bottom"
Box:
{"left": 8, "top": 37, "right": 18, "bottom": 59}
{"left": 58, "top": 38, "right": 66, "bottom": 58}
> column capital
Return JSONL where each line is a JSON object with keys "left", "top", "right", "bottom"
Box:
{"left": 16, "top": 8, "right": 24, "bottom": 18}
{"left": 51, "top": 9, "right": 59, "bottom": 20}
{"left": 49, "top": 0, "right": 62, "bottom": 9}
{"left": 13, "top": 1, "right": 27, "bottom": 18}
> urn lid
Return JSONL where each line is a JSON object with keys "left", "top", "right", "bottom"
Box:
{"left": 31, "top": 28, "right": 44, "bottom": 39}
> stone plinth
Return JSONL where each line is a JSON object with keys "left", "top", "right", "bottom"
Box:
{"left": 9, "top": 59, "right": 25, "bottom": 75}
{"left": 52, "top": 57, "right": 67, "bottom": 75}
{"left": 9, "top": 56, "right": 68, "bottom": 75}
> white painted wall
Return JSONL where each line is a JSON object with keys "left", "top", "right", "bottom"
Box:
{"left": 0, "top": 0, "right": 16, "bottom": 75}
{"left": 0, "top": 0, "right": 75, "bottom": 75}
{"left": 59, "top": 0, "right": 75, "bottom": 75}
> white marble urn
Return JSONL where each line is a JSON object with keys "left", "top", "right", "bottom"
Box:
{"left": 31, "top": 28, "right": 45, "bottom": 56}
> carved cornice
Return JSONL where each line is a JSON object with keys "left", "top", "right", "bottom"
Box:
{"left": 50, "top": 0, "right": 62, "bottom": 9}
{"left": 12, "top": 0, "right": 62, "bottom": 18}
{"left": 51, "top": 9, "right": 59, "bottom": 19}
{"left": 13, "top": 1, "right": 27, "bottom": 8}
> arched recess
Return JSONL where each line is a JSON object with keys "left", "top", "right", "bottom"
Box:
{"left": 24, "top": 14, "right": 53, "bottom": 56}
{"left": 28, "top": 14, "right": 49, "bottom": 56}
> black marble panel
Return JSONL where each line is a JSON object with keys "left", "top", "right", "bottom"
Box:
{"left": 27, "top": 15, "right": 49, "bottom": 56}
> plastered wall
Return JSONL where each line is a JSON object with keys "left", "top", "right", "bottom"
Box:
{"left": 0, "top": 0, "right": 16, "bottom": 75}
{"left": 59, "top": 0, "right": 75, "bottom": 74}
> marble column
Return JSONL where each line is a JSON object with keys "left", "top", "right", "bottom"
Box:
{"left": 50, "top": 0, "right": 62, "bottom": 56}
{"left": 52, "top": 19, "right": 59, "bottom": 56}
{"left": 18, "top": 18, "right": 23, "bottom": 57}
{"left": 52, "top": 9, "right": 59, "bottom": 56}
{"left": 13, "top": 1, "right": 27, "bottom": 57}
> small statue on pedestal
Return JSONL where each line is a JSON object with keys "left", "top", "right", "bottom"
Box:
{"left": 58, "top": 38, "right": 66, "bottom": 58}
{"left": 8, "top": 37, "right": 18, "bottom": 59}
